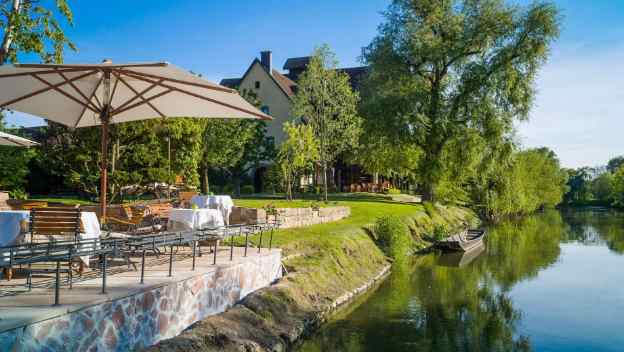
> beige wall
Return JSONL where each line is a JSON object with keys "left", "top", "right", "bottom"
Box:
{"left": 238, "top": 62, "right": 293, "bottom": 144}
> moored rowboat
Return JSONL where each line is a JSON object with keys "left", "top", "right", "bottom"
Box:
{"left": 435, "top": 229, "right": 486, "bottom": 252}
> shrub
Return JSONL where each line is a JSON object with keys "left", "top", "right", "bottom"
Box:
{"left": 222, "top": 184, "right": 233, "bottom": 194}
{"left": 373, "top": 215, "right": 413, "bottom": 261}
{"left": 432, "top": 224, "right": 447, "bottom": 241}
{"left": 385, "top": 187, "right": 401, "bottom": 195}
{"left": 241, "top": 185, "right": 255, "bottom": 195}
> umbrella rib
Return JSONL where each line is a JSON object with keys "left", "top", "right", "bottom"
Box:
{"left": 15, "top": 63, "right": 168, "bottom": 69}
{"left": 111, "top": 72, "right": 164, "bottom": 115}
{"left": 113, "top": 72, "right": 166, "bottom": 118}
{"left": 122, "top": 71, "right": 271, "bottom": 120}
{"left": 0, "top": 70, "right": 98, "bottom": 110}
{"left": 117, "top": 68, "right": 234, "bottom": 93}
{"left": 0, "top": 67, "right": 97, "bottom": 79}
{"left": 56, "top": 70, "right": 101, "bottom": 112}
{"left": 74, "top": 75, "right": 104, "bottom": 128}
{"left": 113, "top": 89, "right": 173, "bottom": 117}
{"left": 31, "top": 74, "right": 98, "bottom": 114}
{"left": 109, "top": 76, "right": 120, "bottom": 110}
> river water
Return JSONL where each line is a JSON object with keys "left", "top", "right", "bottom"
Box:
{"left": 297, "top": 208, "right": 624, "bottom": 352}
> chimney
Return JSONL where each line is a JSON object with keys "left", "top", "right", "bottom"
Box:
{"left": 260, "top": 51, "right": 272, "bottom": 74}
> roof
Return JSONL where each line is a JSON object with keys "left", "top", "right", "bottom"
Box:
{"left": 283, "top": 56, "right": 311, "bottom": 70}
{"left": 337, "top": 66, "right": 369, "bottom": 90}
{"left": 223, "top": 56, "right": 369, "bottom": 100}
{"left": 228, "top": 59, "right": 297, "bottom": 100}
{"left": 271, "top": 70, "right": 297, "bottom": 97}
{"left": 219, "top": 78, "right": 241, "bottom": 88}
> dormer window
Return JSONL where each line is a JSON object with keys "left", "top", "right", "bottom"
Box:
{"left": 255, "top": 81, "right": 260, "bottom": 89}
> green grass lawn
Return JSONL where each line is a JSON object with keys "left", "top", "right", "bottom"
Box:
{"left": 28, "top": 196, "right": 95, "bottom": 205}
{"left": 232, "top": 193, "right": 474, "bottom": 257}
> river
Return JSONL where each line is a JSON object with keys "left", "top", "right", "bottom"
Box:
{"left": 297, "top": 208, "right": 624, "bottom": 352}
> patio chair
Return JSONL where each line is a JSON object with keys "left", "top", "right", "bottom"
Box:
{"left": 106, "top": 205, "right": 156, "bottom": 234}
{"left": 147, "top": 202, "right": 173, "bottom": 229}
{"left": 20, "top": 201, "right": 48, "bottom": 210}
{"left": 15, "top": 206, "right": 85, "bottom": 280}
{"left": 179, "top": 191, "right": 198, "bottom": 208}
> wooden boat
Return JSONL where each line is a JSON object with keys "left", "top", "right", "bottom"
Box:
{"left": 435, "top": 229, "right": 486, "bottom": 252}
{"left": 436, "top": 242, "right": 485, "bottom": 267}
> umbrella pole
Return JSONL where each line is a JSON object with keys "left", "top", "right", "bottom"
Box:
{"left": 100, "top": 69, "right": 112, "bottom": 223}
{"left": 100, "top": 114, "right": 109, "bottom": 222}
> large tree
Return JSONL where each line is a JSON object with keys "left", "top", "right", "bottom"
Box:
{"left": 362, "top": 0, "right": 560, "bottom": 201}
{"left": 292, "top": 44, "right": 362, "bottom": 201}
{"left": 0, "top": 0, "right": 75, "bottom": 64}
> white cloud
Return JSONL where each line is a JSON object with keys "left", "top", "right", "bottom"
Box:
{"left": 518, "top": 44, "right": 624, "bottom": 168}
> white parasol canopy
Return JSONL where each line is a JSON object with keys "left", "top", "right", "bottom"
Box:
{"left": 0, "top": 130, "right": 38, "bottom": 147}
{"left": 0, "top": 60, "right": 271, "bottom": 219}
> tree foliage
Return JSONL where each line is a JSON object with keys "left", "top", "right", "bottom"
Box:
{"left": 0, "top": 0, "right": 76, "bottom": 64}
{"left": 607, "top": 156, "right": 624, "bottom": 174}
{"left": 473, "top": 148, "right": 567, "bottom": 221}
{"left": 0, "top": 114, "right": 34, "bottom": 197}
{"left": 292, "top": 44, "right": 362, "bottom": 201}
{"left": 361, "top": 0, "right": 560, "bottom": 200}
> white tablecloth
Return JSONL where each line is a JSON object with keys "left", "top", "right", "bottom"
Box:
{"left": 0, "top": 211, "right": 100, "bottom": 265}
{"left": 190, "top": 195, "right": 234, "bottom": 225}
{"left": 0, "top": 211, "right": 30, "bottom": 247}
{"left": 167, "top": 208, "right": 224, "bottom": 231}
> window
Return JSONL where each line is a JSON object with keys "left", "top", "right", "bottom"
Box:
{"left": 261, "top": 105, "right": 270, "bottom": 115}
{"left": 255, "top": 81, "right": 260, "bottom": 89}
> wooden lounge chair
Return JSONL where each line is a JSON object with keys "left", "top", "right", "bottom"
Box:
{"left": 106, "top": 205, "right": 154, "bottom": 234}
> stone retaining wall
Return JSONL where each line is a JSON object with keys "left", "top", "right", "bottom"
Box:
{"left": 231, "top": 206, "right": 350, "bottom": 228}
{"left": 0, "top": 251, "right": 282, "bottom": 352}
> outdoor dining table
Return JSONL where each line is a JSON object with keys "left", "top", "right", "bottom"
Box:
{"left": 167, "top": 208, "right": 225, "bottom": 232}
{"left": 0, "top": 210, "right": 101, "bottom": 267}
{"left": 190, "top": 195, "right": 234, "bottom": 225}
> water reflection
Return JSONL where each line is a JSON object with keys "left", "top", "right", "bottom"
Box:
{"left": 298, "top": 208, "right": 624, "bottom": 352}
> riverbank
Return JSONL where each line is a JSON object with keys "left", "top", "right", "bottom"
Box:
{"left": 148, "top": 195, "right": 477, "bottom": 351}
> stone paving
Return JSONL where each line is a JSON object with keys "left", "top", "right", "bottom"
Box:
{"left": 0, "top": 246, "right": 282, "bottom": 351}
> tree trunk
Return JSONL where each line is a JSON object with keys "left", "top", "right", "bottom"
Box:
{"left": 286, "top": 174, "right": 293, "bottom": 201}
{"left": 233, "top": 176, "right": 241, "bottom": 197}
{"left": 322, "top": 162, "right": 328, "bottom": 202}
{"left": 202, "top": 167, "right": 209, "bottom": 194}
{"left": 0, "top": 0, "right": 21, "bottom": 65}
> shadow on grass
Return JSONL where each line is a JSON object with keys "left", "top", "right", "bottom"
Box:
{"left": 236, "top": 192, "right": 423, "bottom": 207}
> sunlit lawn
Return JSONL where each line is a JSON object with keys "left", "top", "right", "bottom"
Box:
{"left": 233, "top": 193, "right": 425, "bottom": 255}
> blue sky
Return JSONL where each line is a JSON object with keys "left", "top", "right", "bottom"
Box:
{"left": 4, "top": 0, "right": 623, "bottom": 168}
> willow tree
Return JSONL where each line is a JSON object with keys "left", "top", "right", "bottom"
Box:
{"left": 293, "top": 45, "right": 361, "bottom": 201}
{"left": 362, "top": 0, "right": 560, "bottom": 201}
{"left": 0, "top": 0, "right": 75, "bottom": 64}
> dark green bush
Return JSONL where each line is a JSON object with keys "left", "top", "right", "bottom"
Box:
{"left": 373, "top": 215, "right": 413, "bottom": 261}
{"left": 241, "top": 185, "right": 255, "bottom": 195}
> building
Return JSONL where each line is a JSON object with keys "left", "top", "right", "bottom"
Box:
{"left": 220, "top": 51, "right": 379, "bottom": 192}
{"left": 220, "top": 51, "right": 368, "bottom": 145}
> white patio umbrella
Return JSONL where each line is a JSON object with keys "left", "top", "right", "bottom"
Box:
{"left": 0, "top": 60, "right": 271, "bottom": 220}
{"left": 0, "top": 130, "right": 38, "bottom": 147}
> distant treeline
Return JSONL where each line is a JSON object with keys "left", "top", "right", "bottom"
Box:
{"left": 563, "top": 156, "right": 624, "bottom": 208}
